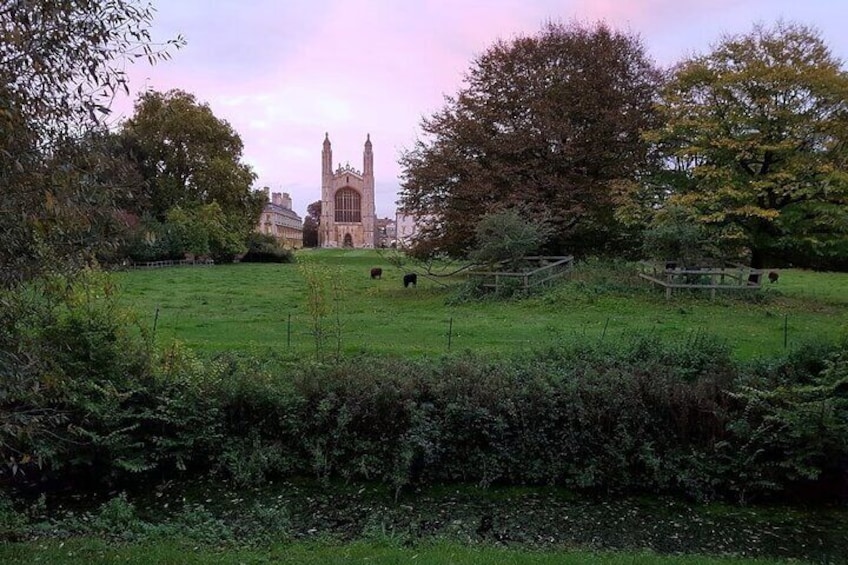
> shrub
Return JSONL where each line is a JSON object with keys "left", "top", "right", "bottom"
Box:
{"left": 5, "top": 299, "right": 846, "bottom": 505}
{"left": 241, "top": 232, "right": 295, "bottom": 263}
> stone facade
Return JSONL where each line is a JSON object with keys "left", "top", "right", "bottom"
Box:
{"left": 319, "top": 133, "right": 376, "bottom": 248}
{"left": 257, "top": 190, "right": 303, "bottom": 249}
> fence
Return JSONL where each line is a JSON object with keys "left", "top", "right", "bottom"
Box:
{"left": 638, "top": 261, "right": 765, "bottom": 299}
{"left": 466, "top": 256, "right": 574, "bottom": 293}
{"left": 131, "top": 258, "right": 215, "bottom": 269}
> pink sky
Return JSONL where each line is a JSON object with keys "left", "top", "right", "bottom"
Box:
{"left": 112, "top": 0, "right": 848, "bottom": 218}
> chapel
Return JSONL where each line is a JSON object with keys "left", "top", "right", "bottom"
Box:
{"left": 319, "top": 133, "right": 376, "bottom": 248}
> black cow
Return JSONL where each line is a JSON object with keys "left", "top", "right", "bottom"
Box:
{"left": 403, "top": 273, "right": 417, "bottom": 288}
{"left": 768, "top": 271, "right": 779, "bottom": 283}
{"left": 370, "top": 267, "right": 382, "bottom": 279}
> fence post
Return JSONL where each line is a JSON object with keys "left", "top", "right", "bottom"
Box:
{"left": 784, "top": 314, "right": 788, "bottom": 349}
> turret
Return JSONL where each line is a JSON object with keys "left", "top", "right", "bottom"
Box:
{"left": 322, "top": 132, "right": 332, "bottom": 176}
{"left": 363, "top": 133, "right": 373, "bottom": 176}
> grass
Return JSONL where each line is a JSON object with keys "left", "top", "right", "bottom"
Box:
{"left": 113, "top": 249, "right": 848, "bottom": 359}
{"left": 4, "top": 478, "right": 844, "bottom": 564}
{"left": 0, "top": 539, "right": 805, "bottom": 564}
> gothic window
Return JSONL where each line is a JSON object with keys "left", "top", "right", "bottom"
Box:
{"left": 335, "top": 188, "right": 361, "bottom": 223}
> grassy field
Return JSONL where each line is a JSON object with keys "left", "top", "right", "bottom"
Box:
{"left": 114, "top": 249, "right": 847, "bottom": 359}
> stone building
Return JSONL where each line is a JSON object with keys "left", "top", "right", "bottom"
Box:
{"left": 319, "top": 133, "right": 376, "bottom": 248}
{"left": 257, "top": 190, "right": 303, "bottom": 249}
{"left": 374, "top": 217, "right": 394, "bottom": 248}
{"left": 394, "top": 212, "right": 427, "bottom": 248}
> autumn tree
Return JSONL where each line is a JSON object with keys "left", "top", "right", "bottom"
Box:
{"left": 119, "top": 89, "right": 265, "bottom": 260}
{"left": 649, "top": 21, "right": 848, "bottom": 269}
{"left": 0, "top": 0, "right": 182, "bottom": 287}
{"left": 398, "top": 21, "right": 661, "bottom": 259}
{"left": 303, "top": 200, "right": 321, "bottom": 247}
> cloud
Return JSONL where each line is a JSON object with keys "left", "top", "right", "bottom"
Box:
{"left": 111, "top": 0, "right": 848, "bottom": 218}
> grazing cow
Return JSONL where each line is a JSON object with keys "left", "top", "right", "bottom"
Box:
{"left": 768, "top": 271, "right": 779, "bottom": 283}
{"left": 370, "top": 267, "right": 382, "bottom": 279}
{"left": 403, "top": 273, "right": 417, "bottom": 288}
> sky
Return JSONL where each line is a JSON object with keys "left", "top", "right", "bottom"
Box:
{"left": 111, "top": 0, "right": 848, "bottom": 219}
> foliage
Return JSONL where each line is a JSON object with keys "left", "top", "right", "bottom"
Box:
{"left": 468, "top": 209, "right": 552, "bottom": 269}
{"left": 119, "top": 214, "right": 184, "bottom": 262}
{"left": 118, "top": 203, "right": 248, "bottom": 263}
{"left": 648, "top": 21, "right": 848, "bottom": 269}
{"left": 0, "top": 272, "right": 235, "bottom": 485}
{"left": 241, "top": 232, "right": 295, "bottom": 263}
{"left": 0, "top": 270, "right": 155, "bottom": 481}
{"left": 722, "top": 342, "right": 848, "bottom": 500}
{"left": 302, "top": 200, "right": 321, "bottom": 248}
{"left": 398, "top": 20, "right": 661, "bottom": 259}
{"left": 0, "top": 0, "right": 182, "bottom": 140}
{"left": 118, "top": 89, "right": 265, "bottom": 259}
{"left": 0, "top": 1, "right": 182, "bottom": 287}
{"left": 640, "top": 206, "right": 746, "bottom": 265}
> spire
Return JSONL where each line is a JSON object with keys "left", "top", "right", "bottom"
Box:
{"left": 322, "top": 132, "right": 332, "bottom": 176}
{"left": 363, "top": 133, "right": 373, "bottom": 176}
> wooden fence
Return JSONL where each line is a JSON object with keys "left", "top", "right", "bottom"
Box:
{"left": 638, "top": 261, "right": 765, "bottom": 299}
{"left": 130, "top": 258, "right": 214, "bottom": 269}
{"left": 466, "top": 256, "right": 574, "bottom": 293}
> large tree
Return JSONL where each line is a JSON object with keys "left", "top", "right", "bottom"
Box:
{"left": 650, "top": 21, "right": 848, "bottom": 268}
{"left": 0, "top": 0, "right": 182, "bottom": 287}
{"left": 119, "top": 89, "right": 264, "bottom": 253}
{"left": 398, "top": 21, "right": 661, "bottom": 258}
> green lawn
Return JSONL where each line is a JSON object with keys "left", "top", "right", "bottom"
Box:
{"left": 114, "top": 249, "right": 847, "bottom": 359}
{"left": 0, "top": 539, "right": 798, "bottom": 564}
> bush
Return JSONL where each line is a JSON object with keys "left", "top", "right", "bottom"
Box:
{"left": 0, "top": 272, "right": 220, "bottom": 486}
{"left": 4, "top": 294, "right": 846, "bottom": 504}
{"left": 240, "top": 232, "right": 295, "bottom": 263}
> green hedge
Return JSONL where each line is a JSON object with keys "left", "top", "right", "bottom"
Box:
{"left": 2, "top": 276, "right": 846, "bottom": 503}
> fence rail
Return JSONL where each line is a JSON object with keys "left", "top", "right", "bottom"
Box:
{"left": 467, "top": 256, "right": 574, "bottom": 293}
{"left": 131, "top": 258, "right": 215, "bottom": 269}
{"left": 638, "top": 261, "right": 765, "bottom": 299}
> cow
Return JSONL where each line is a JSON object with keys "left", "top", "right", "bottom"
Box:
{"left": 768, "top": 271, "right": 779, "bottom": 283}
{"left": 403, "top": 273, "right": 417, "bottom": 288}
{"left": 370, "top": 267, "right": 382, "bottom": 279}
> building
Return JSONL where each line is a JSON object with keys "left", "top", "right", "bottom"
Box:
{"left": 394, "top": 212, "right": 426, "bottom": 248}
{"left": 374, "top": 217, "right": 394, "bottom": 248}
{"left": 257, "top": 189, "right": 303, "bottom": 249}
{"left": 319, "top": 133, "right": 376, "bottom": 248}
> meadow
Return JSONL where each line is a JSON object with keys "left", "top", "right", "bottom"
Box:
{"left": 5, "top": 249, "right": 847, "bottom": 564}
{"left": 114, "top": 249, "right": 848, "bottom": 359}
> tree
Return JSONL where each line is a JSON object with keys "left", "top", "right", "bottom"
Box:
{"left": 468, "top": 209, "right": 552, "bottom": 269}
{"left": 119, "top": 89, "right": 265, "bottom": 259}
{"left": 303, "top": 200, "right": 321, "bottom": 247}
{"left": 0, "top": 0, "right": 182, "bottom": 287}
{"left": 398, "top": 21, "right": 661, "bottom": 259}
{"left": 0, "top": 0, "right": 180, "bottom": 482}
{"left": 649, "top": 21, "right": 848, "bottom": 269}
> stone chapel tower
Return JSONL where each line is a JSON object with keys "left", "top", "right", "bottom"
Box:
{"left": 319, "top": 133, "right": 376, "bottom": 248}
